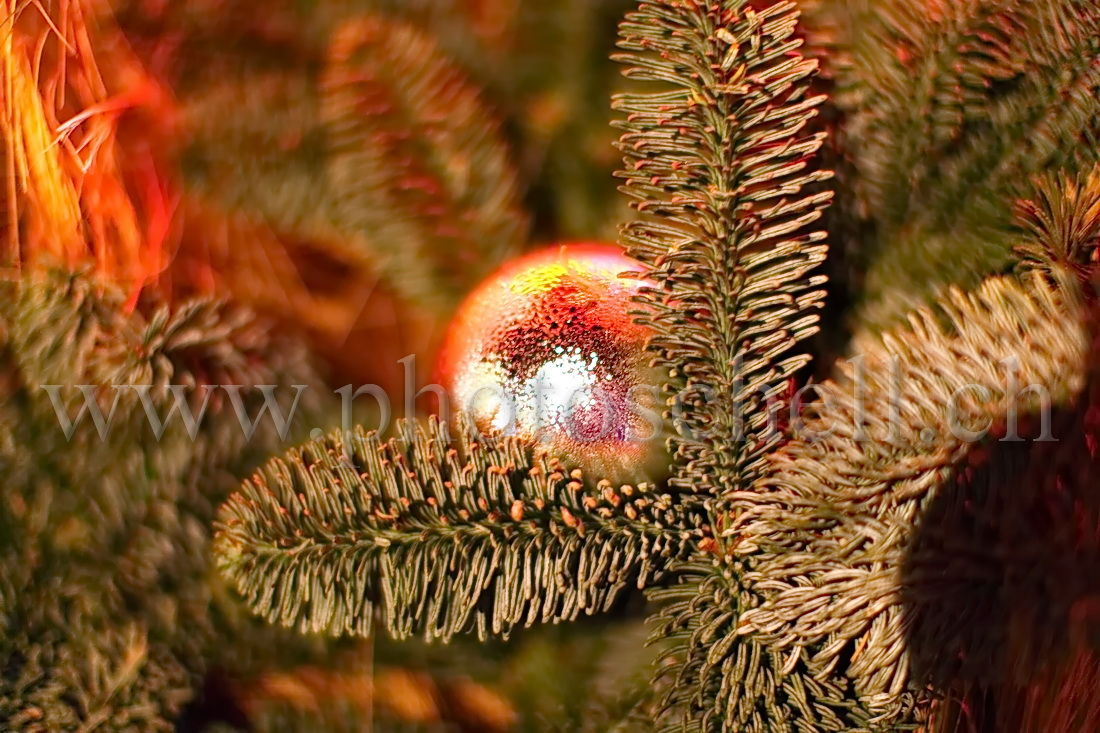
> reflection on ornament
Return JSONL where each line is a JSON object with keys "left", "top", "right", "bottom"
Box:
{"left": 438, "top": 243, "right": 662, "bottom": 478}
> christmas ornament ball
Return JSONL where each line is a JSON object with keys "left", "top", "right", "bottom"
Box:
{"left": 438, "top": 243, "right": 663, "bottom": 478}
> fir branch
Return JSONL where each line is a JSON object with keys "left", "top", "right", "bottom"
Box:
{"left": 611, "top": 2, "right": 844, "bottom": 728}
{"left": 843, "top": 0, "right": 1100, "bottom": 231}
{"left": 0, "top": 271, "right": 322, "bottom": 532}
{"left": 0, "top": 269, "right": 333, "bottom": 728}
{"left": 730, "top": 273, "right": 1089, "bottom": 708}
{"left": 648, "top": 560, "right": 911, "bottom": 732}
{"left": 1015, "top": 165, "right": 1100, "bottom": 283}
{"left": 0, "top": 610, "right": 191, "bottom": 732}
{"left": 321, "top": 15, "right": 528, "bottom": 310}
{"left": 613, "top": 0, "right": 832, "bottom": 505}
{"left": 0, "top": 272, "right": 199, "bottom": 558}
{"left": 835, "top": 0, "right": 1100, "bottom": 328}
{"left": 214, "top": 415, "right": 683, "bottom": 642}
{"left": 179, "top": 11, "right": 527, "bottom": 315}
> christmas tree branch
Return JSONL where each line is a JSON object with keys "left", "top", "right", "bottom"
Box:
{"left": 1015, "top": 165, "right": 1100, "bottom": 281}
{"left": 214, "top": 415, "right": 684, "bottom": 642}
{"left": 610, "top": 1, "right": 841, "bottom": 728}
{"left": 731, "top": 272, "right": 1089, "bottom": 704}
{"left": 648, "top": 560, "right": 903, "bottom": 732}
{"left": 837, "top": 0, "right": 1100, "bottom": 329}
{"left": 322, "top": 15, "right": 528, "bottom": 310}
{"left": 613, "top": 0, "right": 832, "bottom": 507}
{"left": 178, "top": 12, "right": 526, "bottom": 317}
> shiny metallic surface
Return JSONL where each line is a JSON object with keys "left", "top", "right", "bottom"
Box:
{"left": 439, "top": 243, "right": 659, "bottom": 476}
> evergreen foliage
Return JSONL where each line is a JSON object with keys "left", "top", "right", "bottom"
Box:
{"left": 816, "top": 0, "right": 1100, "bottom": 329}
{"left": 1016, "top": 167, "right": 1100, "bottom": 281}
{"left": 176, "top": 11, "right": 527, "bottom": 313}
{"left": 1, "top": 615, "right": 192, "bottom": 731}
{"left": 212, "top": 1, "right": 1100, "bottom": 731}
{"left": 215, "top": 414, "right": 683, "bottom": 641}
{"left": 731, "top": 273, "right": 1089, "bottom": 723}
{"left": 322, "top": 15, "right": 529, "bottom": 309}
{"left": 0, "top": 271, "right": 335, "bottom": 729}
{"left": 7, "top": 0, "right": 1100, "bottom": 730}
{"left": 613, "top": 0, "right": 831, "bottom": 509}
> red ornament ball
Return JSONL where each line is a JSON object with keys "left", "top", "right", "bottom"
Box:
{"left": 438, "top": 243, "right": 662, "bottom": 478}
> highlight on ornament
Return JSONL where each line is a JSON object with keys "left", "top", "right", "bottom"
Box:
{"left": 438, "top": 243, "right": 664, "bottom": 477}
